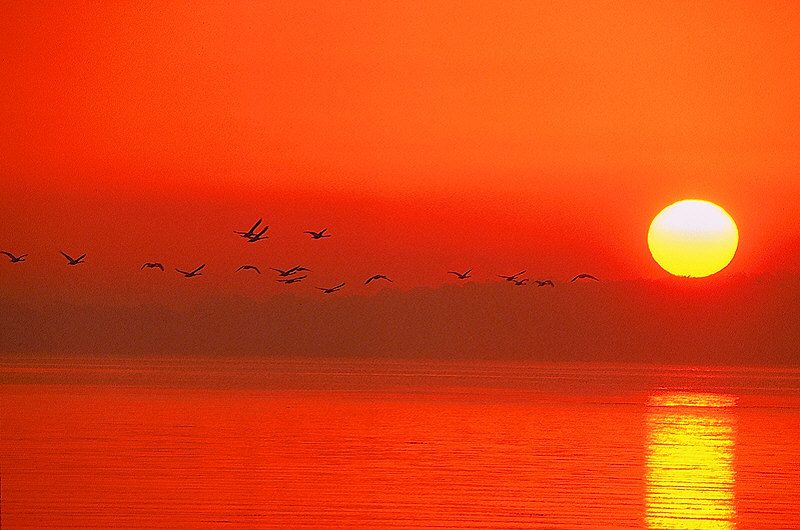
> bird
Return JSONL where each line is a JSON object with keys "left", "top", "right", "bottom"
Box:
{"left": 278, "top": 275, "right": 306, "bottom": 284}
{"left": 1, "top": 251, "right": 27, "bottom": 263}
{"left": 317, "top": 283, "right": 345, "bottom": 293}
{"left": 234, "top": 218, "right": 264, "bottom": 238}
{"left": 60, "top": 251, "right": 86, "bottom": 265}
{"left": 498, "top": 270, "right": 526, "bottom": 281}
{"left": 571, "top": 273, "right": 599, "bottom": 282}
{"left": 512, "top": 278, "right": 529, "bottom": 285}
{"left": 365, "top": 274, "right": 392, "bottom": 284}
{"left": 305, "top": 229, "right": 331, "bottom": 239}
{"left": 245, "top": 226, "right": 269, "bottom": 242}
{"left": 271, "top": 266, "right": 310, "bottom": 277}
{"left": 176, "top": 264, "right": 205, "bottom": 277}
{"left": 448, "top": 269, "right": 472, "bottom": 279}
{"left": 534, "top": 279, "right": 554, "bottom": 287}
{"left": 236, "top": 265, "right": 261, "bottom": 273}
{"left": 141, "top": 262, "right": 164, "bottom": 271}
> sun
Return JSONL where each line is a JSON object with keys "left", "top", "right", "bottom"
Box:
{"left": 648, "top": 200, "right": 738, "bottom": 277}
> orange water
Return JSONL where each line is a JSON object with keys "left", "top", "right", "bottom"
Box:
{"left": 2, "top": 358, "right": 799, "bottom": 528}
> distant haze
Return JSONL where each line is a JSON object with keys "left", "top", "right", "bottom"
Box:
{"left": 3, "top": 276, "right": 798, "bottom": 366}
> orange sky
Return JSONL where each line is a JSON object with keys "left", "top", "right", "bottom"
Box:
{"left": 3, "top": 1, "right": 800, "bottom": 304}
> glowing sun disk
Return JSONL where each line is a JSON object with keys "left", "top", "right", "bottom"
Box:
{"left": 648, "top": 200, "right": 738, "bottom": 277}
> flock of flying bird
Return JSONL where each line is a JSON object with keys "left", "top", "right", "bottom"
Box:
{"left": 2, "top": 218, "right": 599, "bottom": 292}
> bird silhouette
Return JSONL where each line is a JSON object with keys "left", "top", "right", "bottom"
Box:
{"left": 278, "top": 275, "right": 306, "bottom": 284}
{"left": 305, "top": 229, "right": 331, "bottom": 239}
{"left": 176, "top": 264, "right": 205, "bottom": 277}
{"left": 245, "top": 226, "right": 269, "bottom": 242}
{"left": 448, "top": 269, "right": 472, "bottom": 279}
{"left": 271, "top": 266, "right": 310, "bottom": 277}
{"left": 1, "top": 251, "right": 27, "bottom": 263}
{"left": 512, "top": 278, "right": 529, "bottom": 285}
{"left": 236, "top": 265, "right": 261, "bottom": 273}
{"left": 534, "top": 279, "right": 554, "bottom": 287}
{"left": 571, "top": 273, "right": 599, "bottom": 282}
{"left": 317, "top": 283, "right": 345, "bottom": 293}
{"left": 234, "top": 218, "right": 263, "bottom": 238}
{"left": 141, "top": 262, "right": 164, "bottom": 270}
{"left": 498, "top": 270, "right": 526, "bottom": 281}
{"left": 60, "top": 251, "right": 86, "bottom": 265}
{"left": 365, "top": 274, "right": 392, "bottom": 284}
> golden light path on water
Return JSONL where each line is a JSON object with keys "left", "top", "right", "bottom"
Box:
{"left": 646, "top": 393, "right": 737, "bottom": 530}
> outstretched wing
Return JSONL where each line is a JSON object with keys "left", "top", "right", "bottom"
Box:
{"left": 60, "top": 250, "right": 74, "bottom": 262}
{"left": 365, "top": 276, "right": 376, "bottom": 284}
{"left": 191, "top": 264, "right": 206, "bottom": 274}
{"left": 155, "top": 263, "right": 164, "bottom": 270}
{"left": 1, "top": 251, "right": 15, "bottom": 260}
{"left": 176, "top": 268, "right": 189, "bottom": 275}
{"left": 249, "top": 218, "right": 262, "bottom": 232}
{"left": 334, "top": 283, "right": 345, "bottom": 289}
{"left": 76, "top": 254, "right": 87, "bottom": 261}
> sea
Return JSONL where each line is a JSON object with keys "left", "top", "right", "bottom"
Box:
{"left": 2, "top": 356, "right": 799, "bottom": 528}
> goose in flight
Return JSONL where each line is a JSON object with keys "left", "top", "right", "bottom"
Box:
{"left": 498, "top": 270, "right": 526, "bottom": 282}
{"left": 60, "top": 251, "right": 86, "bottom": 265}
{"left": 246, "top": 226, "right": 269, "bottom": 242}
{"left": 305, "top": 228, "right": 331, "bottom": 239}
{"left": 534, "top": 279, "right": 554, "bottom": 287}
{"left": 1, "top": 251, "right": 27, "bottom": 263}
{"left": 236, "top": 265, "right": 261, "bottom": 274}
{"left": 317, "top": 283, "right": 345, "bottom": 293}
{"left": 176, "top": 264, "right": 205, "bottom": 277}
{"left": 571, "top": 273, "right": 599, "bottom": 282}
{"left": 448, "top": 269, "right": 472, "bottom": 279}
{"left": 278, "top": 275, "right": 306, "bottom": 284}
{"left": 271, "top": 266, "right": 310, "bottom": 277}
{"left": 141, "top": 262, "right": 164, "bottom": 270}
{"left": 365, "top": 274, "right": 392, "bottom": 284}
{"left": 512, "top": 278, "right": 529, "bottom": 286}
{"left": 234, "top": 218, "right": 263, "bottom": 238}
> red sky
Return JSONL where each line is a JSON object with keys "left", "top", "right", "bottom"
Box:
{"left": 3, "top": 1, "right": 800, "bottom": 305}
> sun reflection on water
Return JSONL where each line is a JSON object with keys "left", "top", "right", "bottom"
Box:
{"left": 646, "top": 392, "right": 737, "bottom": 529}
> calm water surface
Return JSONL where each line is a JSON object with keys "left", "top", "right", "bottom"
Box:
{"left": 2, "top": 357, "right": 800, "bottom": 528}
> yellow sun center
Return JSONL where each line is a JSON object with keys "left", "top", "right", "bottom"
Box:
{"left": 648, "top": 200, "right": 738, "bottom": 277}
